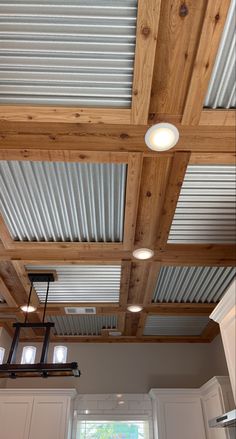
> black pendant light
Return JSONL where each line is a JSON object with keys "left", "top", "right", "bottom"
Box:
{"left": 0, "top": 273, "right": 80, "bottom": 379}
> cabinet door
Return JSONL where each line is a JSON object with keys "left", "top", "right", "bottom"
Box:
{"left": 29, "top": 396, "right": 69, "bottom": 439}
{"left": 156, "top": 395, "right": 206, "bottom": 439}
{"left": 202, "top": 388, "right": 229, "bottom": 439}
{"left": 0, "top": 396, "right": 33, "bottom": 439}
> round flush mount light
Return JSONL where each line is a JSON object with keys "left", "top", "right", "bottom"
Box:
{"left": 145, "top": 123, "right": 179, "bottom": 151}
{"left": 133, "top": 248, "right": 154, "bottom": 260}
{"left": 20, "top": 305, "right": 37, "bottom": 313}
{"left": 127, "top": 305, "right": 143, "bottom": 313}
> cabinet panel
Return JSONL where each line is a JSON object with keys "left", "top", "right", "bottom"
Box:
{"left": 220, "top": 312, "right": 236, "bottom": 404}
{"left": 0, "top": 396, "right": 33, "bottom": 439}
{"left": 202, "top": 389, "right": 228, "bottom": 439}
{"left": 154, "top": 393, "right": 206, "bottom": 439}
{"left": 29, "top": 396, "right": 69, "bottom": 439}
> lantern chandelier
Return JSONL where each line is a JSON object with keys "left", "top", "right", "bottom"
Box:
{"left": 0, "top": 272, "right": 81, "bottom": 379}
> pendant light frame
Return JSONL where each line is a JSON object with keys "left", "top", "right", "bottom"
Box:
{"left": 0, "top": 273, "right": 80, "bottom": 379}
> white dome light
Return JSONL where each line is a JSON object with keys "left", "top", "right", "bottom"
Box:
{"left": 145, "top": 123, "right": 179, "bottom": 151}
{"left": 127, "top": 305, "right": 143, "bottom": 313}
{"left": 133, "top": 248, "right": 154, "bottom": 260}
{"left": 20, "top": 305, "right": 37, "bottom": 313}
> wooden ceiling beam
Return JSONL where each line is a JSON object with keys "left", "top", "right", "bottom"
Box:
{"left": 0, "top": 276, "right": 18, "bottom": 307}
{"left": 0, "top": 122, "right": 235, "bottom": 153}
{"left": 201, "top": 320, "right": 220, "bottom": 342}
{"left": 149, "top": 0, "right": 207, "bottom": 118}
{"left": 131, "top": 0, "right": 161, "bottom": 124}
{"left": 134, "top": 156, "right": 172, "bottom": 248}
{"left": 0, "top": 106, "right": 132, "bottom": 125}
{"left": 190, "top": 152, "right": 236, "bottom": 165}
{"left": 119, "top": 261, "right": 132, "bottom": 308}
{"left": 0, "top": 244, "right": 235, "bottom": 265}
{"left": 156, "top": 152, "right": 190, "bottom": 249}
{"left": 182, "top": 0, "right": 231, "bottom": 125}
{"left": 20, "top": 334, "right": 210, "bottom": 343}
{"left": 199, "top": 110, "right": 236, "bottom": 126}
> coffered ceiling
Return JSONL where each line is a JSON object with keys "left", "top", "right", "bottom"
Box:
{"left": 0, "top": 0, "right": 235, "bottom": 344}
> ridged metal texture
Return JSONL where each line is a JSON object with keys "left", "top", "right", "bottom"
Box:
{"left": 153, "top": 266, "right": 236, "bottom": 303}
{"left": 204, "top": 0, "right": 236, "bottom": 109}
{"left": 0, "top": 161, "right": 127, "bottom": 242}
{"left": 0, "top": 0, "right": 137, "bottom": 107}
{"left": 25, "top": 264, "right": 121, "bottom": 303}
{"left": 168, "top": 165, "right": 236, "bottom": 243}
{"left": 47, "top": 314, "right": 118, "bottom": 336}
{"left": 143, "top": 315, "right": 209, "bottom": 336}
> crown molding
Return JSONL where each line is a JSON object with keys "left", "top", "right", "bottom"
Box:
{"left": 210, "top": 280, "right": 236, "bottom": 324}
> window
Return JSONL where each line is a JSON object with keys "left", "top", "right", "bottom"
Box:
{"left": 77, "top": 420, "right": 149, "bottom": 439}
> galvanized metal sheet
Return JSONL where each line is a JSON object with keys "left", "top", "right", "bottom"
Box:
{"left": 168, "top": 165, "right": 236, "bottom": 243}
{"left": 143, "top": 315, "right": 209, "bottom": 336}
{"left": 0, "top": 0, "right": 137, "bottom": 107}
{"left": 152, "top": 266, "right": 236, "bottom": 303}
{"left": 0, "top": 161, "right": 127, "bottom": 242}
{"left": 47, "top": 314, "right": 118, "bottom": 336}
{"left": 25, "top": 264, "right": 121, "bottom": 303}
{"left": 205, "top": 0, "right": 236, "bottom": 109}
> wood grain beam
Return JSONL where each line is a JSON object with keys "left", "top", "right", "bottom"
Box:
{"left": 131, "top": 0, "right": 161, "bottom": 124}
{"left": 20, "top": 335, "right": 210, "bottom": 343}
{"left": 0, "top": 106, "right": 131, "bottom": 125}
{"left": 143, "top": 262, "right": 161, "bottom": 305}
{"left": 149, "top": 0, "right": 206, "bottom": 117}
{"left": 0, "top": 122, "right": 235, "bottom": 153}
{"left": 156, "top": 152, "right": 190, "bottom": 249}
{"left": 182, "top": 0, "right": 231, "bottom": 125}
{"left": 199, "top": 110, "right": 236, "bottom": 126}
{"left": 134, "top": 156, "right": 172, "bottom": 248}
{"left": 0, "top": 214, "right": 12, "bottom": 249}
{"left": 136, "top": 312, "right": 147, "bottom": 337}
{"left": 0, "top": 244, "right": 235, "bottom": 265}
{"left": 0, "top": 276, "right": 18, "bottom": 307}
{"left": 119, "top": 261, "right": 132, "bottom": 308}
{"left": 146, "top": 303, "right": 216, "bottom": 316}
{"left": 201, "top": 320, "right": 220, "bottom": 341}
{"left": 123, "top": 154, "right": 143, "bottom": 250}
{"left": 11, "top": 261, "right": 40, "bottom": 309}
{"left": 190, "top": 152, "right": 236, "bottom": 165}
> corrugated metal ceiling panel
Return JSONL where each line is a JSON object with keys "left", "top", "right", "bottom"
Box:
{"left": 204, "top": 0, "right": 236, "bottom": 109}
{"left": 0, "top": 161, "right": 127, "bottom": 242}
{"left": 153, "top": 266, "right": 236, "bottom": 303}
{"left": 25, "top": 264, "right": 121, "bottom": 303}
{"left": 168, "top": 165, "right": 236, "bottom": 244}
{"left": 47, "top": 314, "right": 118, "bottom": 336}
{"left": 0, "top": 0, "right": 137, "bottom": 107}
{"left": 143, "top": 315, "right": 209, "bottom": 336}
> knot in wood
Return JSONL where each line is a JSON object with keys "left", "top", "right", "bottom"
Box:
{"left": 142, "top": 26, "right": 150, "bottom": 37}
{"left": 179, "top": 3, "right": 189, "bottom": 17}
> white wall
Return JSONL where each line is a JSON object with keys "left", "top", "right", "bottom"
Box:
{"left": 1, "top": 337, "right": 229, "bottom": 393}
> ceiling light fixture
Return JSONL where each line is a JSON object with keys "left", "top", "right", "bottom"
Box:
{"left": 145, "top": 123, "right": 179, "bottom": 151}
{"left": 127, "top": 305, "right": 143, "bottom": 313}
{"left": 0, "top": 273, "right": 80, "bottom": 379}
{"left": 20, "top": 305, "right": 37, "bottom": 313}
{"left": 133, "top": 248, "right": 154, "bottom": 260}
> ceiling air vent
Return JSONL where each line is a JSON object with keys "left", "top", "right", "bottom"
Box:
{"left": 64, "top": 307, "right": 96, "bottom": 315}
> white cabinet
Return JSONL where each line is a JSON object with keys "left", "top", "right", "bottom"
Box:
{"left": 150, "top": 389, "right": 206, "bottom": 439}
{"left": 0, "top": 389, "right": 76, "bottom": 439}
{"left": 210, "top": 280, "right": 236, "bottom": 404}
{"left": 201, "top": 377, "right": 235, "bottom": 439}
{"left": 0, "top": 396, "right": 33, "bottom": 439}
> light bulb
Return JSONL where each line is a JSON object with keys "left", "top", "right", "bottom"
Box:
{"left": 127, "top": 305, "right": 143, "bottom": 313}
{"left": 20, "top": 305, "right": 37, "bottom": 313}
{"left": 133, "top": 248, "right": 154, "bottom": 260}
{"left": 21, "top": 346, "right": 36, "bottom": 364}
{"left": 145, "top": 123, "right": 179, "bottom": 151}
{"left": 53, "top": 346, "right": 67, "bottom": 364}
{"left": 0, "top": 347, "right": 5, "bottom": 364}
